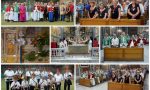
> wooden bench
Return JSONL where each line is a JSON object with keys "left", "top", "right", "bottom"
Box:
{"left": 80, "top": 19, "right": 144, "bottom": 25}
{"left": 104, "top": 48, "right": 144, "bottom": 61}
{"left": 108, "top": 82, "right": 142, "bottom": 90}
{"left": 79, "top": 78, "right": 92, "bottom": 87}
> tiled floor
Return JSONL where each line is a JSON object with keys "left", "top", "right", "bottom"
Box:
{"left": 101, "top": 45, "right": 149, "bottom": 63}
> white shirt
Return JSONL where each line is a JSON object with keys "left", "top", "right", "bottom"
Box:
{"left": 4, "top": 70, "right": 15, "bottom": 79}
{"left": 15, "top": 70, "right": 23, "bottom": 75}
{"left": 139, "top": 3, "right": 145, "bottom": 15}
{"left": 29, "top": 78, "right": 38, "bottom": 86}
{"left": 35, "top": 70, "right": 41, "bottom": 79}
{"left": 39, "top": 79, "right": 48, "bottom": 88}
{"left": 111, "top": 38, "right": 119, "bottom": 46}
{"left": 21, "top": 80, "right": 29, "bottom": 88}
{"left": 26, "top": 71, "right": 31, "bottom": 77}
{"left": 10, "top": 81, "right": 21, "bottom": 89}
{"left": 41, "top": 71, "right": 48, "bottom": 78}
{"left": 54, "top": 74, "right": 63, "bottom": 84}
{"left": 64, "top": 72, "right": 72, "bottom": 80}
{"left": 88, "top": 40, "right": 92, "bottom": 50}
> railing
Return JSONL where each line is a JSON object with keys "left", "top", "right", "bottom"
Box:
{"left": 92, "top": 47, "right": 99, "bottom": 57}
{"left": 51, "top": 48, "right": 66, "bottom": 57}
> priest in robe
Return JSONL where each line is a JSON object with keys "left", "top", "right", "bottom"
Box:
{"left": 120, "top": 32, "right": 128, "bottom": 47}
{"left": 111, "top": 34, "right": 119, "bottom": 48}
{"left": 128, "top": 35, "right": 137, "bottom": 48}
{"left": 102, "top": 33, "right": 111, "bottom": 48}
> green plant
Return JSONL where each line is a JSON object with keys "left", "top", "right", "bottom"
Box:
{"left": 25, "top": 51, "right": 36, "bottom": 61}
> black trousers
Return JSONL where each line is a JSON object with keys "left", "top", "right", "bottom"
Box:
{"left": 6, "top": 80, "right": 13, "bottom": 90}
{"left": 64, "top": 80, "right": 70, "bottom": 90}
{"left": 30, "top": 86, "right": 35, "bottom": 90}
{"left": 56, "top": 83, "right": 61, "bottom": 90}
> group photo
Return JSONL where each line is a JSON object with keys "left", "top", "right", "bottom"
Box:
{"left": 1, "top": 27, "right": 49, "bottom": 63}
{"left": 76, "top": 64, "right": 149, "bottom": 90}
{"left": 51, "top": 27, "right": 99, "bottom": 63}
{"left": 1, "top": 0, "right": 74, "bottom": 25}
{"left": 100, "top": 27, "right": 149, "bottom": 63}
{"left": 1, "top": 65, "right": 74, "bottom": 90}
{"left": 76, "top": 0, "right": 149, "bottom": 25}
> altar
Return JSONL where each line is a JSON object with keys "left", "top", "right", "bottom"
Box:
{"left": 69, "top": 44, "right": 88, "bottom": 54}
{"left": 104, "top": 48, "right": 144, "bottom": 61}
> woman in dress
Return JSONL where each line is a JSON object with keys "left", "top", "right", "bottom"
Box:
{"left": 127, "top": 0, "right": 141, "bottom": 19}
{"left": 19, "top": 3, "right": 26, "bottom": 22}
{"left": 88, "top": 1, "right": 98, "bottom": 19}
{"left": 108, "top": 0, "right": 121, "bottom": 20}
{"left": 98, "top": 3, "right": 107, "bottom": 19}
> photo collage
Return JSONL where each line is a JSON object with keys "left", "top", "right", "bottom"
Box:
{"left": 1, "top": 0, "right": 149, "bottom": 90}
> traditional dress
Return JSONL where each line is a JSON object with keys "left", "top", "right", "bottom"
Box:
{"left": 60, "top": 4, "right": 66, "bottom": 21}
{"left": 19, "top": 5, "right": 26, "bottom": 22}
{"left": 33, "top": 5, "right": 40, "bottom": 21}
{"left": 3, "top": 4, "right": 8, "bottom": 21}
{"left": 48, "top": 5, "right": 54, "bottom": 22}
{"left": 9, "top": 7, "right": 14, "bottom": 21}
{"left": 128, "top": 39, "right": 137, "bottom": 47}
{"left": 13, "top": 4, "right": 19, "bottom": 21}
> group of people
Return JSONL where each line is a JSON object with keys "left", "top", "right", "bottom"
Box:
{"left": 80, "top": 68, "right": 111, "bottom": 86}
{"left": 102, "top": 32, "right": 149, "bottom": 48}
{"left": 4, "top": 66, "right": 73, "bottom": 90}
{"left": 76, "top": 0, "right": 148, "bottom": 21}
{"left": 79, "top": 65, "right": 148, "bottom": 86}
{"left": 2, "top": 1, "right": 74, "bottom": 22}
{"left": 111, "top": 67, "right": 148, "bottom": 85}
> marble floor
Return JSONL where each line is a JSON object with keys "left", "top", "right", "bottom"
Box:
{"left": 76, "top": 74, "right": 149, "bottom": 90}
{"left": 100, "top": 46, "right": 149, "bottom": 63}
{"left": 51, "top": 54, "right": 99, "bottom": 63}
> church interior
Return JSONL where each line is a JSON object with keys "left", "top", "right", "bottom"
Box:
{"left": 1, "top": 27, "right": 49, "bottom": 63}
{"left": 76, "top": 65, "right": 149, "bottom": 90}
{"left": 51, "top": 27, "right": 99, "bottom": 63}
{"left": 100, "top": 27, "right": 149, "bottom": 63}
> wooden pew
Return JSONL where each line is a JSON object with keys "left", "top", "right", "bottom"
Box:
{"left": 108, "top": 82, "right": 123, "bottom": 90}
{"left": 104, "top": 48, "right": 144, "bottom": 61}
{"left": 108, "top": 82, "right": 142, "bottom": 90}
{"left": 122, "top": 83, "right": 142, "bottom": 90}
{"left": 80, "top": 19, "right": 144, "bottom": 25}
{"left": 79, "top": 78, "right": 92, "bottom": 87}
